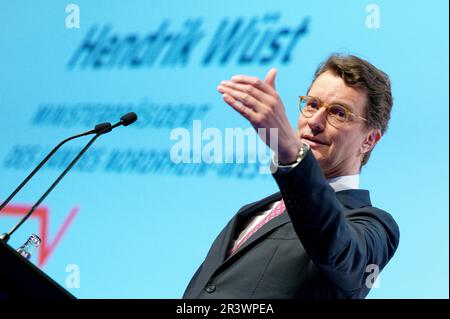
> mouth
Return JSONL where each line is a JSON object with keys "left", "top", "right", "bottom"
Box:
{"left": 301, "top": 135, "right": 330, "bottom": 147}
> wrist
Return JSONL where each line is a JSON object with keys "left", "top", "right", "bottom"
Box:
{"left": 277, "top": 142, "right": 302, "bottom": 165}
{"left": 271, "top": 142, "right": 310, "bottom": 174}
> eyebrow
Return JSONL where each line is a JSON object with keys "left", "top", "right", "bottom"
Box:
{"left": 330, "top": 99, "right": 355, "bottom": 111}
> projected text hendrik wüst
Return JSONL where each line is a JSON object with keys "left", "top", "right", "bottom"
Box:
{"left": 67, "top": 14, "right": 310, "bottom": 69}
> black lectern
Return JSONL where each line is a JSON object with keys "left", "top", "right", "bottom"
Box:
{"left": 0, "top": 240, "right": 75, "bottom": 299}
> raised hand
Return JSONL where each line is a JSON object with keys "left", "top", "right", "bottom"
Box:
{"left": 217, "top": 68, "right": 300, "bottom": 164}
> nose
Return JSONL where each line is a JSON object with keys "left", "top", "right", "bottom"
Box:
{"left": 307, "top": 108, "right": 327, "bottom": 134}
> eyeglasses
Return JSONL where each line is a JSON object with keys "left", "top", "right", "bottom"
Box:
{"left": 298, "top": 95, "right": 368, "bottom": 128}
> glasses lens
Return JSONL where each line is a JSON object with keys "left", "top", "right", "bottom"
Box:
{"left": 300, "top": 96, "right": 319, "bottom": 117}
{"left": 327, "top": 105, "right": 348, "bottom": 126}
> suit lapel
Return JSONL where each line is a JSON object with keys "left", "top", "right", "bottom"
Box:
{"left": 216, "top": 193, "right": 288, "bottom": 267}
{"left": 226, "top": 210, "right": 291, "bottom": 260}
{"left": 220, "top": 192, "right": 283, "bottom": 262}
{"left": 191, "top": 192, "right": 284, "bottom": 297}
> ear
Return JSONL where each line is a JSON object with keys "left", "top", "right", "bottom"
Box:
{"left": 360, "top": 128, "right": 382, "bottom": 155}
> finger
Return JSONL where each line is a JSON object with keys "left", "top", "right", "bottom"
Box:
{"left": 217, "top": 85, "right": 270, "bottom": 112}
{"left": 222, "top": 93, "right": 258, "bottom": 121}
{"left": 264, "top": 68, "right": 277, "bottom": 89}
{"left": 218, "top": 81, "right": 266, "bottom": 104}
{"left": 230, "top": 75, "right": 275, "bottom": 95}
{"left": 222, "top": 87, "right": 265, "bottom": 112}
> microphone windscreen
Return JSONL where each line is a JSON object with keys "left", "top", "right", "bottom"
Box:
{"left": 95, "top": 122, "right": 112, "bottom": 134}
{"left": 121, "top": 112, "right": 138, "bottom": 126}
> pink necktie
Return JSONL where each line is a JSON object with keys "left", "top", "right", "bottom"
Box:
{"left": 228, "top": 199, "right": 286, "bottom": 256}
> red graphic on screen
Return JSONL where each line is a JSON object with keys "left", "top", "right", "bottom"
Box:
{"left": 1, "top": 204, "right": 79, "bottom": 267}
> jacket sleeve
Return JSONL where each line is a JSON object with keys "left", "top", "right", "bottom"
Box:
{"left": 272, "top": 150, "right": 400, "bottom": 292}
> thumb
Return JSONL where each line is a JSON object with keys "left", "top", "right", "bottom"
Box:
{"left": 264, "top": 68, "right": 277, "bottom": 89}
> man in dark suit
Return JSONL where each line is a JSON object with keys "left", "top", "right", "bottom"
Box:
{"left": 183, "top": 54, "right": 400, "bottom": 299}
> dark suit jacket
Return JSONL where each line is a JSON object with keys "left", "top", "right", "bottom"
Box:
{"left": 183, "top": 151, "right": 400, "bottom": 299}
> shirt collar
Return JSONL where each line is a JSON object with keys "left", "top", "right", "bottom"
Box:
{"left": 327, "top": 174, "right": 360, "bottom": 192}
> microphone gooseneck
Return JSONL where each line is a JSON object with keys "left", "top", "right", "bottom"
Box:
{"left": 0, "top": 113, "right": 138, "bottom": 243}
{"left": 0, "top": 122, "right": 112, "bottom": 214}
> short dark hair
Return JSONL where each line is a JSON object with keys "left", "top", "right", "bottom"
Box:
{"left": 311, "top": 54, "right": 393, "bottom": 167}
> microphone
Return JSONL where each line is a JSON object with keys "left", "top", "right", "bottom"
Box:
{"left": 0, "top": 113, "right": 137, "bottom": 242}
{"left": 0, "top": 122, "right": 112, "bottom": 214}
{"left": 111, "top": 112, "right": 138, "bottom": 129}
